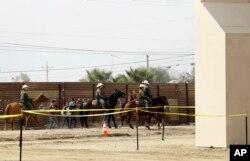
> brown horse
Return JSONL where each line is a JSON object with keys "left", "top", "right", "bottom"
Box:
{"left": 119, "top": 90, "right": 139, "bottom": 129}
{"left": 4, "top": 94, "right": 49, "bottom": 130}
{"left": 120, "top": 90, "right": 168, "bottom": 129}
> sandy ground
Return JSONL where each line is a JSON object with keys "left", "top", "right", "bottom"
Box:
{"left": 0, "top": 125, "right": 228, "bottom": 161}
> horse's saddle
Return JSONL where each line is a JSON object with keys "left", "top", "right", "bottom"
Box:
{"left": 92, "top": 100, "right": 98, "bottom": 106}
{"left": 92, "top": 99, "right": 109, "bottom": 109}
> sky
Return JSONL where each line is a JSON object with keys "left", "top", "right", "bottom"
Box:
{"left": 0, "top": 0, "right": 195, "bottom": 82}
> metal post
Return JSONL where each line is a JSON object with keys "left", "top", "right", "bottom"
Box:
{"left": 146, "top": 55, "right": 149, "bottom": 70}
{"left": 162, "top": 106, "right": 166, "bottom": 141}
{"left": 19, "top": 117, "right": 23, "bottom": 161}
{"left": 136, "top": 106, "right": 139, "bottom": 150}
{"left": 246, "top": 115, "right": 248, "bottom": 145}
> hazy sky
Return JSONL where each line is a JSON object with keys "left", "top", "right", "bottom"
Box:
{"left": 0, "top": 0, "right": 195, "bottom": 82}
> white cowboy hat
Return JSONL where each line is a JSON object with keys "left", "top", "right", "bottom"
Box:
{"left": 139, "top": 84, "right": 144, "bottom": 88}
{"left": 142, "top": 80, "right": 149, "bottom": 85}
{"left": 96, "top": 83, "right": 104, "bottom": 88}
{"left": 22, "top": 84, "right": 29, "bottom": 89}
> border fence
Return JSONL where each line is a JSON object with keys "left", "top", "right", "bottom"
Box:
{"left": 0, "top": 82, "right": 195, "bottom": 129}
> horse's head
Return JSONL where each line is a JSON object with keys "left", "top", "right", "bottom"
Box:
{"left": 33, "top": 94, "right": 49, "bottom": 103}
{"left": 156, "top": 96, "right": 169, "bottom": 106}
{"left": 129, "top": 90, "right": 139, "bottom": 100}
{"left": 113, "top": 88, "right": 127, "bottom": 98}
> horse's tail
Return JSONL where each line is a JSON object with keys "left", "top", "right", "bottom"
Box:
{"left": 4, "top": 104, "right": 12, "bottom": 124}
{"left": 117, "top": 101, "right": 127, "bottom": 120}
{"left": 4, "top": 103, "right": 11, "bottom": 115}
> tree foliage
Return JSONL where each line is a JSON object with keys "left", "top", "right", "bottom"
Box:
{"left": 125, "top": 67, "right": 154, "bottom": 83}
{"left": 12, "top": 72, "right": 31, "bottom": 82}
{"left": 82, "top": 68, "right": 113, "bottom": 83}
{"left": 177, "top": 67, "right": 195, "bottom": 83}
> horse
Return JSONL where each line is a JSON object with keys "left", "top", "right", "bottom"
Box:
{"left": 120, "top": 90, "right": 168, "bottom": 129}
{"left": 119, "top": 90, "right": 139, "bottom": 129}
{"left": 79, "top": 89, "right": 126, "bottom": 128}
{"left": 4, "top": 94, "right": 49, "bottom": 130}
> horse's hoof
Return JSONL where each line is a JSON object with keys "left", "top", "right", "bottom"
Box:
{"left": 145, "top": 125, "right": 150, "bottom": 130}
{"left": 130, "top": 126, "right": 134, "bottom": 129}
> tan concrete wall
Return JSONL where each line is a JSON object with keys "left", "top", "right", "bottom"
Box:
{"left": 195, "top": 1, "right": 227, "bottom": 147}
{"left": 201, "top": 0, "right": 250, "bottom": 3}
{"left": 226, "top": 33, "right": 250, "bottom": 146}
{"left": 196, "top": 1, "right": 250, "bottom": 147}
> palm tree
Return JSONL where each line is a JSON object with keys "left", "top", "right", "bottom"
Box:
{"left": 81, "top": 68, "right": 113, "bottom": 83}
{"left": 125, "top": 67, "right": 154, "bottom": 83}
{"left": 112, "top": 74, "right": 129, "bottom": 83}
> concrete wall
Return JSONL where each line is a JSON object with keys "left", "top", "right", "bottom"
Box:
{"left": 196, "top": 1, "right": 250, "bottom": 147}
{"left": 195, "top": 1, "right": 227, "bottom": 147}
{"left": 226, "top": 33, "right": 250, "bottom": 145}
{"left": 202, "top": 0, "right": 250, "bottom": 3}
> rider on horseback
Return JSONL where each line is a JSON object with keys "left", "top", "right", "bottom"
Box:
{"left": 141, "top": 80, "right": 152, "bottom": 110}
{"left": 95, "top": 83, "right": 106, "bottom": 109}
{"left": 20, "top": 84, "right": 33, "bottom": 110}
{"left": 96, "top": 83, "right": 108, "bottom": 124}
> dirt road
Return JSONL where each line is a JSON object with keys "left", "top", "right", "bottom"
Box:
{"left": 0, "top": 126, "right": 228, "bottom": 161}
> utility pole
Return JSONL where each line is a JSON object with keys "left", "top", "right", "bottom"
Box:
{"left": 110, "top": 54, "right": 119, "bottom": 72}
{"left": 41, "top": 61, "right": 53, "bottom": 82}
{"left": 146, "top": 54, "right": 149, "bottom": 70}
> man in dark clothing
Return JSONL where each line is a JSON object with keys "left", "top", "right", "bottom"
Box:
{"left": 20, "top": 84, "right": 33, "bottom": 110}
{"left": 142, "top": 80, "right": 152, "bottom": 110}
{"left": 95, "top": 83, "right": 106, "bottom": 109}
{"left": 95, "top": 83, "right": 108, "bottom": 123}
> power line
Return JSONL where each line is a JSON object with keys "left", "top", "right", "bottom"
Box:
{"left": 0, "top": 55, "right": 193, "bottom": 74}
{"left": 0, "top": 30, "right": 194, "bottom": 42}
{"left": 0, "top": 41, "right": 194, "bottom": 55}
{"left": 85, "top": 0, "right": 193, "bottom": 7}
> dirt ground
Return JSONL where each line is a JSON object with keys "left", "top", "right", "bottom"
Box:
{"left": 0, "top": 125, "right": 228, "bottom": 161}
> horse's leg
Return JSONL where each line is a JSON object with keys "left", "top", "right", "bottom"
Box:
{"left": 80, "top": 117, "right": 84, "bottom": 128}
{"left": 157, "top": 114, "right": 162, "bottom": 129}
{"left": 118, "top": 114, "right": 124, "bottom": 128}
{"left": 145, "top": 114, "right": 151, "bottom": 130}
{"left": 111, "top": 114, "right": 117, "bottom": 129}
{"left": 25, "top": 117, "right": 29, "bottom": 130}
{"left": 11, "top": 118, "right": 14, "bottom": 130}
{"left": 4, "top": 118, "right": 8, "bottom": 130}
{"left": 128, "top": 114, "right": 134, "bottom": 129}
{"left": 85, "top": 118, "right": 89, "bottom": 128}
{"left": 107, "top": 115, "right": 111, "bottom": 128}
{"left": 33, "top": 116, "right": 40, "bottom": 128}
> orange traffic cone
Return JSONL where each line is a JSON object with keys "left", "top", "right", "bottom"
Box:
{"left": 102, "top": 122, "right": 109, "bottom": 136}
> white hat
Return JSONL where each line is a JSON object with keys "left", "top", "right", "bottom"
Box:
{"left": 22, "top": 84, "right": 29, "bottom": 89}
{"left": 96, "top": 83, "right": 104, "bottom": 88}
{"left": 142, "top": 80, "right": 149, "bottom": 85}
{"left": 139, "top": 84, "right": 144, "bottom": 88}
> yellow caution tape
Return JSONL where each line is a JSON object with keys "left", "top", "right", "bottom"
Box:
{"left": 23, "top": 109, "right": 135, "bottom": 117}
{"left": 138, "top": 109, "right": 247, "bottom": 118}
{"left": 27, "top": 108, "right": 126, "bottom": 113}
{"left": 166, "top": 106, "right": 195, "bottom": 109}
{"left": 0, "top": 114, "right": 23, "bottom": 119}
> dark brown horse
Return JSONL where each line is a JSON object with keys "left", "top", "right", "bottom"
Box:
{"left": 79, "top": 89, "right": 126, "bottom": 128}
{"left": 120, "top": 90, "right": 168, "bottom": 129}
{"left": 4, "top": 94, "right": 49, "bottom": 130}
